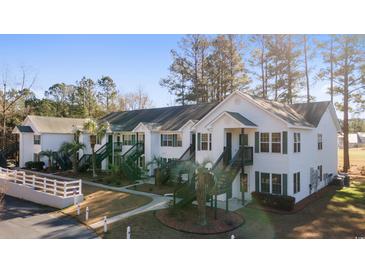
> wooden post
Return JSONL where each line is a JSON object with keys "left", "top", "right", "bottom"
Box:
{"left": 32, "top": 175, "right": 35, "bottom": 188}
{"left": 43, "top": 178, "right": 46, "bottom": 192}
{"left": 126, "top": 226, "right": 131, "bottom": 239}
{"left": 85, "top": 206, "right": 89, "bottom": 221}
{"left": 63, "top": 182, "right": 66, "bottom": 198}
{"left": 54, "top": 180, "right": 57, "bottom": 195}
{"left": 103, "top": 216, "right": 108, "bottom": 233}
{"left": 80, "top": 179, "right": 82, "bottom": 195}
{"left": 22, "top": 172, "right": 25, "bottom": 185}
{"left": 77, "top": 204, "right": 80, "bottom": 215}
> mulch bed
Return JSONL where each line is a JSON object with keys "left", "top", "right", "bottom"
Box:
{"left": 247, "top": 184, "right": 341, "bottom": 215}
{"left": 155, "top": 205, "right": 244, "bottom": 234}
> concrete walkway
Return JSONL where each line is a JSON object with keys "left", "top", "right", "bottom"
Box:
{"left": 18, "top": 169, "right": 172, "bottom": 228}
{"left": 17, "top": 169, "right": 244, "bottom": 229}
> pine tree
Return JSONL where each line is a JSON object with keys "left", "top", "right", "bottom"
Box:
{"left": 332, "top": 35, "right": 365, "bottom": 172}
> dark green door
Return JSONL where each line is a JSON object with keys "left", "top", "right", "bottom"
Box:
{"left": 239, "top": 133, "right": 248, "bottom": 147}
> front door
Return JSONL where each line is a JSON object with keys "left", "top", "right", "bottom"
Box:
{"left": 226, "top": 132, "right": 232, "bottom": 162}
{"left": 239, "top": 133, "right": 248, "bottom": 147}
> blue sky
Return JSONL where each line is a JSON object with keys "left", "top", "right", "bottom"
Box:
{"left": 0, "top": 34, "right": 359, "bottom": 118}
{"left": 0, "top": 35, "right": 183, "bottom": 106}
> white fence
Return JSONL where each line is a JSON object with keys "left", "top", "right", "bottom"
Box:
{"left": 0, "top": 167, "right": 83, "bottom": 208}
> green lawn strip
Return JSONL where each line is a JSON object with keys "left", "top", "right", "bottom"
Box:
{"left": 99, "top": 179, "right": 365, "bottom": 239}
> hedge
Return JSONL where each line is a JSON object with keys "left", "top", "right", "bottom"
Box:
{"left": 25, "top": 161, "right": 45, "bottom": 171}
{"left": 251, "top": 191, "right": 295, "bottom": 211}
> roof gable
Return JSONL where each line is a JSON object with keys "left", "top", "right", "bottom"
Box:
{"left": 27, "top": 115, "right": 88, "bottom": 134}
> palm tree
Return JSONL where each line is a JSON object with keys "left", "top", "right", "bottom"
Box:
{"left": 59, "top": 141, "right": 85, "bottom": 174}
{"left": 83, "top": 119, "right": 108, "bottom": 178}
{"left": 40, "top": 149, "right": 54, "bottom": 171}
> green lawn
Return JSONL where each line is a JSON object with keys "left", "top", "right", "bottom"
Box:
{"left": 338, "top": 147, "right": 365, "bottom": 174}
{"left": 99, "top": 179, "right": 365, "bottom": 239}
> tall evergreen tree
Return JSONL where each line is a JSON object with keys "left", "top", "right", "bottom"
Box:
{"left": 317, "top": 35, "right": 337, "bottom": 102}
{"left": 98, "top": 76, "right": 118, "bottom": 112}
{"left": 332, "top": 35, "right": 365, "bottom": 172}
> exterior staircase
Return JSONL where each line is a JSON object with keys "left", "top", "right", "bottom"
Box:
{"left": 120, "top": 142, "right": 144, "bottom": 180}
{"left": 78, "top": 142, "right": 112, "bottom": 172}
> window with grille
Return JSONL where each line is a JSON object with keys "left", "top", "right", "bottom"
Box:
{"left": 260, "top": 133, "right": 269, "bottom": 152}
{"left": 261, "top": 173, "right": 270, "bottom": 193}
{"left": 294, "top": 132, "right": 301, "bottom": 153}
{"left": 123, "top": 134, "right": 136, "bottom": 145}
{"left": 271, "top": 133, "right": 281, "bottom": 153}
{"left": 161, "top": 134, "right": 182, "bottom": 147}
{"left": 271, "top": 174, "right": 282, "bottom": 194}
{"left": 294, "top": 172, "right": 300, "bottom": 194}
{"left": 34, "top": 135, "right": 41, "bottom": 145}
{"left": 318, "top": 134, "right": 323, "bottom": 150}
{"left": 200, "top": 133, "right": 211, "bottom": 151}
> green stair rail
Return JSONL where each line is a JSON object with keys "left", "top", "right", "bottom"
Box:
{"left": 120, "top": 142, "right": 144, "bottom": 180}
{"left": 78, "top": 142, "right": 112, "bottom": 172}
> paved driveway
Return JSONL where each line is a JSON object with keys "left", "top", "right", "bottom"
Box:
{"left": 0, "top": 196, "right": 98, "bottom": 239}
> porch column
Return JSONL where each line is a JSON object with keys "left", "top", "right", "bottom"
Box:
{"left": 241, "top": 128, "right": 245, "bottom": 205}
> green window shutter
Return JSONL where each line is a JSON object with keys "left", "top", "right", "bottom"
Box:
{"left": 160, "top": 134, "right": 163, "bottom": 146}
{"left": 172, "top": 134, "right": 177, "bottom": 147}
{"left": 209, "top": 133, "right": 212, "bottom": 150}
{"left": 282, "top": 131, "right": 288, "bottom": 154}
{"left": 255, "top": 132, "right": 259, "bottom": 153}
{"left": 283, "top": 173, "right": 288, "bottom": 195}
{"left": 255, "top": 171, "right": 260, "bottom": 192}
{"left": 197, "top": 133, "right": 201, "bottom": 151}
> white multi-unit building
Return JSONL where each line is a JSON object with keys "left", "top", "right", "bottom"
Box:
{"left": 14, "top": 91, "right": 341, "bottom": 203}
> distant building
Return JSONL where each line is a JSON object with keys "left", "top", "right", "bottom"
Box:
{"left": 338, "top": 132, "right": 364, "bottom": 148}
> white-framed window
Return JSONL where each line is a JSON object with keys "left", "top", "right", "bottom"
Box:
{"left": 160, "top": 134, "right": 182, "bottom": 147}
{"left": 260, "top": 133, "right": 270, "bottom": 152}
{"left": 198, "top": 133, "right": 211, "bottom": 151}
{"left": 34, "top": 135, "right": 41, "bottom": 145}
{"left": 271, "top": 133, "right": 281, "bottom": 153}
{"left": 317, "top": 134, "right": 323, "bottom": 150}
{"left": 260, "top": 172, "right": 270, "bottom": 193}
{"left": 123, "top": 134, "right": 136, "bottom": 145}
{"left": 271, "top": 174, "right": 282, "bottom": 194}
{"left": 294, "top": 132, "right": 301, "bottom": 153}
{"left": 294, "top": 172, "right": 300, "bottom": 194}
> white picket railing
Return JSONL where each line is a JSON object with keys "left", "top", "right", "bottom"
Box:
{"left": 0, "top": 167, "right": 82, "bottom": 198}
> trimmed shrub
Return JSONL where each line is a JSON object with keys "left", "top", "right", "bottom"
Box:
{"left": 252, "top": 191, "right": 295, "bottom": 211}
{"left": 25, "top": 161, "right": 45, "bottom": 171}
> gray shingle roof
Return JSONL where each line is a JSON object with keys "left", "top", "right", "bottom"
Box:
{"left": 28, "top": 115, "right": 88, "bottom": 134}
{"left": 226, "top": 112, "right": 258, "bottom": 127}
{"left": 290, "top": 101, "right": 331, "bottom": 127}
{"left": 245, "top": 94, "right": 315, "bottom": 127}
{"left": 17, "top": 125, "right": 34, "bottom": 133}
{"left": 100, "top": 103, "right": 219, "bottom": 131}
